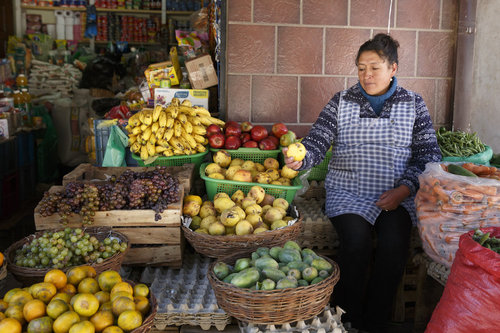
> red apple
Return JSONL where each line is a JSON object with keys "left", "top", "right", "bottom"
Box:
{"left": 258, "top": 137, "right": 278, "bottom": 150}
{"left": 243, "top": 140, "right": 258, "bottom": 148}
{"left": 279, "top": 131, "right": 297, "bottom": 147}
{"left": 225, "top": 125, "right": 242, "bottom": 137}
{"left": 208, "top": 133, "right": 225, "bottom": 148}
{"left": 240, "top": 121, "right": 253, "bottom": 132}
{"left": 271, "top": 122, "right": 288, "bottom": 138}
{"left": 206, "top": 124, "right": 222, "bottom": 137}
{"left": 250, "top": 125, "right": 268, "bottom": 142}
{"left": 224, "top": 135, "right": 241, "bottom": 150}
{"left": 224, "top": 120, "right": 239, "bottom": 129}
{"left": 240, "top": 132, "right": 251, "bottom": 144}
{"left": 267, "top": 135, "right": 279, "bottom": 147}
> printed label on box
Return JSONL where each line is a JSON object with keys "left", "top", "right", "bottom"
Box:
{"left": 154, "top": 88, "right": 209, "bottom": 109}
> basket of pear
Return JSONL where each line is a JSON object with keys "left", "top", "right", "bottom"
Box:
{"left": 181, "top": 186, "right": 303, "bottom": 259}
{"left": 207, "top": 240, "right": 340, "bottom": 324}
{"left": 201, "top": 150, "right": 303, "bottom": 203}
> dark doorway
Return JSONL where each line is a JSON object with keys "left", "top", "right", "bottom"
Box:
{"left": 0, "top": 0, "right": 14, "bottom": 58}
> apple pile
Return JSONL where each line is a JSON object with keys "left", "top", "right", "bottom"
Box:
{"left": 206, "top": 121, "right": 296, "bottom": 150}
{"left": 204, "top": 150, "right": 299, "bottom": 186}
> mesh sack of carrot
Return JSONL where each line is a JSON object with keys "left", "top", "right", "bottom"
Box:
{"left": 415, "top": 162, "right": 500, "bottom": 268}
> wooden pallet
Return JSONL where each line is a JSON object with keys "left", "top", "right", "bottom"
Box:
{"left": 34, "top": 185, "right": 184, "bottom": 267}
{"left": 62, "top": 163, "right": 195, "bottom": 194}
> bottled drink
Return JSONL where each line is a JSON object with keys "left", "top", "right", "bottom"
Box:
{"left": 180, "top": 67, "right": 191, "bottom": 89}
{"left": 21, "top": 88, "right": 32, "bottom": 126}
{"left": 16, "top": 74, "right": 28, "bottom": 89}
{"left": 13, "top": 90, "right": 23, "bottom": 109}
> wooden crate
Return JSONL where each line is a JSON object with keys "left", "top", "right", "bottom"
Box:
{"left": 62, "top": 163, "right": 195, "bottom": 194}
{"left": 34, "top": 185, "right": 184, "bottom": 267}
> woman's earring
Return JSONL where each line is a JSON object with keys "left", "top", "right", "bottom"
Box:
{"left": 390, "top": 77, "right": 393, "bottom": 81}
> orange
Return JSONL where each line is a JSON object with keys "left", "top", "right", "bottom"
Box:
{"left": 26, "top": 315, "right": 53, "bottom": 333}
{"left": 0, "top": 252, "right": 4, "bottom": 267}
{"left": 5, "top": 305, "right": 25, "bottom": 325}
{"left": 99, "top": 301, "right": 112, "bottom": 312}
{"left": 0, "top": 317, "right": 22, "bottom": 333}
{"left": 44, "top": 269, "right": 67, "bottom": 289}
{"left": 8, "top": 290, "right": 33, "bottom": 307}
{"left": 110, "top": 291, "right": 133, "bottom": 303}
{"left": 0, "top": 299, "right": 8, "bottom": 312}
{"left": 133, "top": 284, "right": 149, "bottom": 298}
{"left": 46, "top": 299, "right": 70, "bottom": 319}
{"left": 52, "top": 292, "right": 72, "bottom": 304}
{"left": 59, "top": 284, "right": 77, "bottom": 296}
{"left": 111, "top": 296, "right": 135, "bottom": 317}
{"left": 53, "top": 311, "right": 80, "bottom": 333}
{"left": 22, "top": 299, "right": 46, "bottom": 322}
{"left": 134, "top": 296, "right": 150, "bottom": 316}
{"left": 117, "top": 310, "right": 142, "bottom": 331}
{"left": 3, "top": 288, "right": 22, "bottom": 303}
{"left": 72, "top": 293, "right": 99, "bottom": 317}
{"left": 110, "top": 282, "right": 133, "bottom": 296}
{"left": 66, "top": 266, "right": 88, "bottom": 286}
{"left": 81, "top": 266, "right": 97, "bottom": 278}
{"left": 94, "top": 291, "right": 110, "bottom": 305}
{"left": 102, "top": 326, "right": 123, "bottom": 333}
{"left": 97, "top": 271, "right": 122, "bottom": 292}
{"left": 78, "top": 278, "right": 100, "bottom": 294}
{"left": 30, "top": 282, "right": 57, "bottom": 303}
{"left": 90, "top": 310, "right": 114, "bottom": 332}
{"left": 68, "top": 320, "right": 95, "bottom": 333}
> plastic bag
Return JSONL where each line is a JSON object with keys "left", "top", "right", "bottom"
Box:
{"left": 416, "top": 162, "right": 500, "bottom": 268}
{"left": 425, "top": 227, "right": 500, "bottom": 333}
{"left": 442, "top": 145, "right": 493, "bottom": 165}
{"left": 102, "top": 125, "right": 129, "bottom": 167}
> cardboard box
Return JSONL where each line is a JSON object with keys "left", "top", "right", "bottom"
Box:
{"left": 185, "top": 54, "right": 218, "bottom": 89}
{"left": 145, "top": 60, "right": 180, "bottom": 88}
{"left": 154, "top": 88, "right": 209, "bottom": 109}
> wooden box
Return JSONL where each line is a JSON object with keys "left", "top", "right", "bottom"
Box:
{"left": 34, "top": 184, "right": 185, "bottom": 268}
{"left": 62, "top": 163, "right": 195, "bottom": 194}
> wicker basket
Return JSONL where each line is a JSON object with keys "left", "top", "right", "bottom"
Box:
{"left": 128, "top": 279, "right": 158, "bottom": 333}
{"left": 182, "top": 212, "right": 303, "bottom": 259}
{"left": 208, "top": 255, "right": 340, "bottom": 324}
{"left": 5, "top": 227, "right": 130, "bottom": 286}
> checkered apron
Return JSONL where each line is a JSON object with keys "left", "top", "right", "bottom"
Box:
{"left": 324, "top": 90, "right": 417, "bottom": 225}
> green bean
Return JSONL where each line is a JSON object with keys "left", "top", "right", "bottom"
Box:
{"left": 436, "top": 128, "right": 486, "bottom": 157}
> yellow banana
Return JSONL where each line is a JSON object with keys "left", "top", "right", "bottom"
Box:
{"left": 157, "top": 139, "right": 170, "bottom": 148}
{"left": 192, "top": 125, "right": 207, "bottom": 136}
{"left": 125, "top": 124, "right": 132, "bottom": 133}
{"left": 128, "top": 117, "right": 141, "bottom": 127}
{"left": 177, "top": 113, "right": 188, "bottom": 124}
{"left": 193, "top": 134, "right": 205, "bottom": 143}
{"left": 169, "top": 107, "right": 179, "bottom": 119}
{"left": 179, "top": 106, "right": 196, "bottom": 116}
{"left": 141, "top": 127, "right": 152, "bottom": 142}
{"left": 174, "top": 120, "right": 182, "bottom": 137}
{"left": 202, "top": 137, "right": 209, "bottom": 145}
{"left": 128, "top": 135, "right": 137, "bottom": 145}
{"left": 131, "top": 126, "right": 142, "bottom": 135}
{"left": 164, "top": 128, "right": 174, "bottom": 141}
{"left": 140, "top": 124, "right": 149, "bottom": 132}
{"left": 166, "top": 117, "right": 175, "bottom": 129}
{"left": 152, "top": 105, "right": 163, "bottom": 123}
{"left": 155, "top": 145, "right": 168, "bottom": 153}
{"left": 198, "top": 116, "right": 212, "bottom": 127}
{"left": 156, "top": 127, "right": 166, "bottom": 141}
{"left": 187, "top": 116, "right": 202, "bottom": 126}
{"left": 130, "top": 142, "right": 141, "bottom": 153}
{"left": 181, "top": 99, "right": 192, "bottom": 107}
{"left": 209, "top": 116, "right": 225, "bottom": 127}
{"left": 149, "top": 135, "right": 157, "bottom": 146}
{"left": 177, "top": 136, "right": 191, "bottom": 150}
{"left": 193, "top": 106, "right": 211, "bottom": 117}
{"left": 151, "top": 122, "right": 159, "bottom": 133}
{"left": 195, "top": 143, "right": 207, "bottom": 153}
{"left": 143, "top": 113, "right": 153, "bottom": 126}
{"left": 171, "top": 98, "right": 181, "bottom": 106}
{"left": 181, "top": 129, "right": 197, "bottom": 148}
{"left": 159, "top": 111, "right": 167, "bottom": 127}
{"left": 140, "top": 145, "right": 149, "bottom": 160}
{"left": 183, "top": 121, "right": 193, "bottom": 134}
{"left": 163, "top": 149, "right": 174, "bottom": 157}
{"left": 169, "top": 137, "right": 185, "bottom": 151}
{"left": 138, "top": 110, "right": 146, "bottom": 124}
{"left": 146, "top": 141, "right": 156, "bottom": 156}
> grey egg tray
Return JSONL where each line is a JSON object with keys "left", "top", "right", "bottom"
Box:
{"left": 238, "top": 306, "right": 347, "bottom": 333}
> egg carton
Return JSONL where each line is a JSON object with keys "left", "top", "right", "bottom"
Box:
{"left": 136, "top": 251, "right": 231, "bottom": 331}
{"left": 294, "top": 198, "right": 339, "bottom": 254}
{"left": 238, "top": 306, "right": 347, "bottom": 333}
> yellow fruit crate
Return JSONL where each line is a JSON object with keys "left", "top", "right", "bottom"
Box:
{"left": 200, "top": 162, "right": 303, "bottom": 203}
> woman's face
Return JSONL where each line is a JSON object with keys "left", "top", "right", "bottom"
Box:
{"left": 357, "top": 50, "right": 397, "bottom": 96}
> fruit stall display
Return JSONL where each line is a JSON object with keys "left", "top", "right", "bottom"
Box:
{"left": 208, "top": 241, "right": 340, "bottom": 324}
{"left": 181, "top": 188, "right": 303, "bottom": 258}
{"left": 0, "top": 266, "right": 156, "bottom": 333}
{"left": 33, "top": 167, "right": 185, "bottom": 267}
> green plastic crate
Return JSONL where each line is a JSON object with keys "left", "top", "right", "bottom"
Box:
{"left": 200, "top": 162, "right": 303, "bottom": 203}
{"left": 209, "top": 147, "right": 281, "bottom": 164}
{"left": 131, "top": 150, "right": 209, "bottom": 169}
{"left": 301, "top": 150, "right": 332, "bottom": 181}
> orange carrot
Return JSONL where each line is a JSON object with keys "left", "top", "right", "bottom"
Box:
{"left": 440, "top": 203, "right": 464, "bottom": 214}
{"left": 465, "top": 184, "right": 497, "bottom": 196}
{"left": 433, "top": 184, "right": 450, "bottom": 203}
{"left": 462, "top": 204, "right": 487, "bottom": 214}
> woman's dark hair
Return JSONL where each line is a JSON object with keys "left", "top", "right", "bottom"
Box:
{"left": 355, "top": 33, "right": 400, "bottom": 66}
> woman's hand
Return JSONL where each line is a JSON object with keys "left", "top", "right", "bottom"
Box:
{"left": 376, "top": 185, "right": 410, "bottom": 211}
{"left": 282, "top": 147, "right": 303, "bottom": 170}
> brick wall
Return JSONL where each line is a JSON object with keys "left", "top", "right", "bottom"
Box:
{"left": 226, "top": 0, "right": 458, "bottom": 137}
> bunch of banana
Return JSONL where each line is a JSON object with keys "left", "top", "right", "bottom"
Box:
{"left": 126, "top": 98, "right": 225, "bottom": 160}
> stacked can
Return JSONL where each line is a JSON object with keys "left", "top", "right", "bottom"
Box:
{"left": 109, "top": 14, "right": 120, "bottom": 41}
{"left": 96, "top": 14, "right": 108, "bottom": 41}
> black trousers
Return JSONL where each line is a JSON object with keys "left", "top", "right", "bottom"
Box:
{"left": 330, "top": 206, "right": 412, "bottom": 332}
